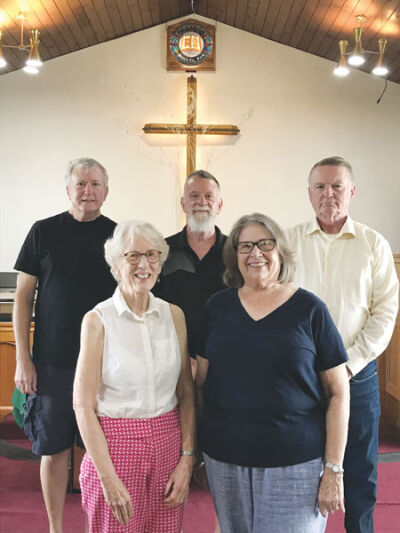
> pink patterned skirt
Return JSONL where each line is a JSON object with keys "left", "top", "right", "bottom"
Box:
{"left": 80, "top": 407, "right": 183, "bottom": 533}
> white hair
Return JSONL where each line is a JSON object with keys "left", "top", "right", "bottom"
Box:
{"left": 65, "top": 158, "right": 109, "bottom": 185}
{"left": 104, "top": 220, "right": 169, "bottom": 281}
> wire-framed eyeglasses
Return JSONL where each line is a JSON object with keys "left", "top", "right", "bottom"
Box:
{"left": 237, "top": 238, "right": 276, "bottom": 254}
{"left": 123, "top": 250, "right": 161, "bottom": 264}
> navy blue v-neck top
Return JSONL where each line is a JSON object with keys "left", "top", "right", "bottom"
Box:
{"left": 197, "top": 287, "right": 348, "bottom": 468}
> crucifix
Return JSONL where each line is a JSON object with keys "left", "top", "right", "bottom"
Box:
{"left": 143, "top": 75, "right": 240, "bottom": 176}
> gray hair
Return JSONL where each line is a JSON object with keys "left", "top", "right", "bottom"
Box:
{"left": 184, "top": 169, "right": 221, "bottom": 191}
{"left": 223, "top": 213, "right": 296, "bottom": 287}
{"left": 309, "top": 156, "right": 354, "bottom": 184}
{"left": 105, "top": 220, "right": 169, "bottom": 281}
{"left": 65, "top": 158, "right": 109, "bottom": 186}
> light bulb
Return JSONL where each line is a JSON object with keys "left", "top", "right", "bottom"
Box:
{"left": 348, "top": 54, "right": 365, "bottom": 66}
{"left": 334, "top": 65, "right": 350, "bottom": 77}
{"left": 26, "top": 58, "right": 42, "bottom": 68}
{"left": 372, "top": 65, "right": 389, "bottom": 76}
{"left": 23, "top": 65, "right": 39, "bottom": 74}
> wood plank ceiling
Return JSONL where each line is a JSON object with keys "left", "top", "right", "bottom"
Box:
{"left": 0, "top": 1, "right": 399, "bottom": 83}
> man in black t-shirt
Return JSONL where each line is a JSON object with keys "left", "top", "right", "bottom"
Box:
{"left": 13, "top": 158, "right": 116, "bottom": 533}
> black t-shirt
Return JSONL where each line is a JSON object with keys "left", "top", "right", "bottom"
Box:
{"left": 197, "top": 287, "right": 348, "bottom": 468}
{"left": 152, "top": 226, "right": 226, "bottom": 357}
{"left": 14, "top": 211, "right": 116, "bottom": 367}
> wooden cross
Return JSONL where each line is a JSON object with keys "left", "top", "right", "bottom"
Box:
{"left": 143, "top": 75, "right": 240, "bottom": 176}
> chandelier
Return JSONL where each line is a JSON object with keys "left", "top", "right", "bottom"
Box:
{"left": 334, "top": 15, "right": 389, "bottom": 78}
{"left": 0, "top": 13, "right": 42, "bottom": 74}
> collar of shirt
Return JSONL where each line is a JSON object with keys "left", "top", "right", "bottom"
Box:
{"left": 112, "top": 287, "right": 160, "bottom": 320}
{"left": 170, "top": 225, "right": 225, "bottom": 252}
{"left": 307, "top": 216, "right": 356, "bottom": 240}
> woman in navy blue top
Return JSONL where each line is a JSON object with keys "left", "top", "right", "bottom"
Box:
{"left": 196, "top": 213, "right": 349, "bottom": 533}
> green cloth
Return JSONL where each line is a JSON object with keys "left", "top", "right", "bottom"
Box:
{"left": 11, "top": 388, "right": 26, "bottom": 429}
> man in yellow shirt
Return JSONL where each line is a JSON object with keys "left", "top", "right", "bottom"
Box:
{"left": 287, "top": 156, "right": 398, "bottom": 533}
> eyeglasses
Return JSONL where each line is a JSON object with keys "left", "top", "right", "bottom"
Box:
{"left": 123, "top": 250, "right": 161, "bottom": 264}
{"left": 237, "top": 238, "right": 276, "bottom": 254}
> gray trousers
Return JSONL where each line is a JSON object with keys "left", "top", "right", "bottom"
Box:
{"left": 204, "top": 454, "right": 327, "bottom": 533}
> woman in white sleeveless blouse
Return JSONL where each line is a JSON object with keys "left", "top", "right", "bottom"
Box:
{"left": 73, "top": 220, "right": 195, "bottom": 533}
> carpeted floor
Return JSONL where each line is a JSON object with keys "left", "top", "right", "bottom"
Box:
{"left": 1, "top": 415, "right": 399, "bottom": 533}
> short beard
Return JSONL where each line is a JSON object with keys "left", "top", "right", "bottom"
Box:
{"left": 187, "top": 213, "right": 215, "bottom": 233}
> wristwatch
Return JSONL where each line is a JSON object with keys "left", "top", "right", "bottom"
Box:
{"left": 324, "top": 461, "right": 344, "bottom": 474}
{"left": 182, "top": 450, "right": 195, "bottom": 457}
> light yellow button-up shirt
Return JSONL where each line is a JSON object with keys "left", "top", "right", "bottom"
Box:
{"left": 287, "top": 217, "right": 399, "bottom": 376}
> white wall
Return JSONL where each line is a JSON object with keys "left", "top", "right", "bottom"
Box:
{"left": 1, "top": 15, "right": 399, "bottom": 270}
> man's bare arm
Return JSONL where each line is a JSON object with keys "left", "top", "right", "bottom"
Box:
{"left": 13, "top": 272, "right": 37, "bottom": 394}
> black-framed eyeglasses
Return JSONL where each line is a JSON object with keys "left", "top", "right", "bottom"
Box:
{"left": 123, "top": 250, "right": 161, "bottom": 264}
{"left": 237, "top": 238, "right": 276, "bottom": 254}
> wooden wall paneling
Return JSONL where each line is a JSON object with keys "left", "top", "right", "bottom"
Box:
{"left": 37, "top": 0, "right": 80, "bottom": 53}
{"left": 378, "top": 254, "right": 400, "bottom": 439}
{"left": 280, "top": 0, "right": 308, "bottom": 44}
{"left": 378, "top": 351, "right": 400, "bottom": 439}
{"left": 100, "top": 0, "right": 126, "bottom": 37}
{"left": 111, "top": 0, "right": 136, "bottom": 34}
{"left": 261, "top": 0, "right": 282, "bottom": 39}
{"left": 250, "top": 0, "right": 270, "bottom": 35}
{"left": 33, "top": 0, "right": 71, "bottom": 56}
{"left": 270, "top": 0, "right": 296, "bottom": 43}
{"left": 307, "top": 1, "right": 345, "bottom": 56}
{"left": 78, "top": 0, "right": 108, "bottom": 42}
{"left": 225, "top": 0, "right": 239, "bottom": 27}
{"left": 93, "top": 1, "right": 119, "bottom": 40}
{"left": 390, "top": 62, "right": 400, "bottom": 84}
{"left": 298, "top": 0, "right": 332, "bottom": 51}
{"left": 52, "top": 0, "right": 90, "bottom": 48}
{"left": 158, "top": 0, "right": 171, "bottom": 22}
{"left": 234, "top": 0, "right": 249, "bottom": 30}
{"left": 289, "top": 0, "right": 320, "bottom": 48}
{"left": 205, "top": 0, "right": 218, "bottom": 21}
{"left": 0, "top": 47, "right": 22, "bottom": 72}
{"left": 126, "top": 0, "right": 145, "bottom": 31}
{"left": 64, "top": 0, "right": 99, "bottom": 46}
{"left": 195, "top": 0, "right": 207, "bottom": 18}
{"left": 216, "top": 0, "right": 228, "bottom": 23}
{"left": 180, "top": 0, "right": 191, "bottom": 20}
{"left": 242, "top": 0, "right": 261, "bottom": 34}
{"left": 148, "top": 0, "right": 162, "bottom": 26}
{"left": 137, "top": 0, "right": 153, "bottom": 27}
{"left": 386, "top": 255, "right": 400, "bottom": 401}
{"left": 179, "top": 0, "right": 191, "bottom": 18}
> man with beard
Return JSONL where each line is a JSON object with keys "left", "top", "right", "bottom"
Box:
{"left": 153, "top": 170, "right": 226, "bottom": 377}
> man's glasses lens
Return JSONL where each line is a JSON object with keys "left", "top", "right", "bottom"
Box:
{"left": 124, "top": 250, "right": 161, "bottom": 263}
{"left": 237, "top": 239, "right": 276, "bottom": 253}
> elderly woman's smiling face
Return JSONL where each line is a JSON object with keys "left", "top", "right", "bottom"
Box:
{"left": 237, "top": 223, "right": 281, "bottom": 288}
{"left": 115, "top": 234, "right": 162, "bottom": 294}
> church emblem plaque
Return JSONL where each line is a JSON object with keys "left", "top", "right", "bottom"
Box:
{"left": 167, "top": 19, "right": 216, "bottom": 72}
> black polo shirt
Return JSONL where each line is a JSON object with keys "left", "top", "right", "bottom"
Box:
{"left": 153, "top": 226, "right": 226, "bottom": 357}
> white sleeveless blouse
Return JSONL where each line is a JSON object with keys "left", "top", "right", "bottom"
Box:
{"left": 93, "top": 288, "right": 181, "bottom": 418}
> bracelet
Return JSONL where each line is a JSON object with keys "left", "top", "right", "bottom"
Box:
{"left": 324, "top": 461, "right": 344, "bottom": 474}
{"left": 182, "top": 450, "right": 195, "bottom": 457}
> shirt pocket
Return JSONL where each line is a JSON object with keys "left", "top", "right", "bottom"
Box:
{"left": 152, "top": 338, "right": 180, "bottom": 384}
